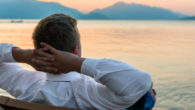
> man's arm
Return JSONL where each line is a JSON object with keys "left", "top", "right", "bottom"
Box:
{"left": 0, "top": 43, "right": 15, "bottom": 63}
{"left": 12, "top": 47, "right": 33, "bottom": 64}
{"left": 33, "top": 43, "right": 152, "bottom": 108}
{"left": 81, "top": 58, "right": 152, "bottom": 97}
{"left": 12, "top": 46, "right": 54, "bottom": 70}
{"left": 0, "top": 43, "right": 46, "bottom": 100}
{"left": 0, "top": 43, "right": 35, "bottom": 65}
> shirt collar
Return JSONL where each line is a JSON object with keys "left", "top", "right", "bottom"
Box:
{"left": 46, "top": 72, "right": 80, "bottom": 82}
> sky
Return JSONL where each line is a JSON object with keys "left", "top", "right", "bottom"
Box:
{"left": 38, "top": 0, "right": 195, "bottom": 16}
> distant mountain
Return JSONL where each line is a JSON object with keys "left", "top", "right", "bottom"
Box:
{"left": 91, "top": 2, "right": 188, "bottom": 20}
{"left": 183, "top": 16, "right": 195, "bottom": 20}
{"left": 80, "top": 12, "right": 109, "bottom": 19}
{"left": 0, "top": 0, "right": 82, "bottom": 19}
{"left": 0, "top": 0, "right": 189, "bottom": 20}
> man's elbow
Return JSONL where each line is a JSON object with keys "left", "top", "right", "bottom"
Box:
{"left": 120, "top": 72, "right": 152, "bottom": 98}
{"left": 118, "top": 73, "right": 153, "bottom": 107}
{"left": 139, "top": 73, "right": 152, "bottom": 94}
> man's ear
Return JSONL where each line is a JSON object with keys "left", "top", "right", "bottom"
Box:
{"left": 73, "top": 45, "right": 78, "bottom": 55}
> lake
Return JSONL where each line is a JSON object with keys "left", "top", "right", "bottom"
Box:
{"left": 0, "top": 20, "right": 195, "bottom": 110}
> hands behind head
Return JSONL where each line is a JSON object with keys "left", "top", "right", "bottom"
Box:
{"left": 31, "top": 42, "right": 84, "bottom": 74}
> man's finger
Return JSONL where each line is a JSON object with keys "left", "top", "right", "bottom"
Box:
{"left": 31, "top": 65, "right": 41, "bottom": 71}
{"left": 40, "top": 42, "right": 57, "bottom": 54}
{"left": 34, "top": 49, "right": 54, "bottom": 59}
{"left": 34, "top": 56, "right": 54, "bottom": 62}
{"left": 45, "top": 67, "right": 59, "bottom": 73}
{"left": 39, "top": 67, "right": 59, "bottom": 74}
{"left": 33, "top": 48, "right": 48, "bottom": 55}
{"left": 32, "top": 58, "right": 53, "bottom": 66}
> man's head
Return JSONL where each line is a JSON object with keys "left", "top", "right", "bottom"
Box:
{"left": 32, "top": 13, "right": 81, "bottom": 56}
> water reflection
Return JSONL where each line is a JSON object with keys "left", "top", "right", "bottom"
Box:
{"left": 0, "top": 20, "right": 195, "bottom": 110}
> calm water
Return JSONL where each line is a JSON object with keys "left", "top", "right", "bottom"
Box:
{"left": 0, "top": 20, "right": 195, "bottom": 110}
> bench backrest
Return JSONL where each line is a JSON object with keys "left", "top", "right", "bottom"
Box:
{"left": 0, "top": 96, "right": 77, "bottom": 110}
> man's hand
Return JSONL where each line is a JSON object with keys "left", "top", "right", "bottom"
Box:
{"left": 31, "top": 42, "right": 85, "bottom": 74}
{"left": 12, "top": 47, "right": 52, "bottom": 70}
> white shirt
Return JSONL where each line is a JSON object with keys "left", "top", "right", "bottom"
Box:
{"left": 0, "top": 43, "right": 152, "bottom": 110}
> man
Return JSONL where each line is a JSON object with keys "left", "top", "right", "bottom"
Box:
{"left": 0, "top": 13, "right": 155, "bottom": 109}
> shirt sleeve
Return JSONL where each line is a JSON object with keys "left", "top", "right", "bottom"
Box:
{"left": 0, "top": 43, "right": 46, "bottom": 101}
{"left": 72, "top": 58, "right": 152, "bottom": 109}
{"left": 0, "top": 43, "right": 15, "bottom": 63}
{"left": 0, "top": 63, "right": 45, "bottom": 99}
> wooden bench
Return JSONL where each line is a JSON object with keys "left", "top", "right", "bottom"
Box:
{"left": 0, "top": 96, "right": 77, "bottom": 110}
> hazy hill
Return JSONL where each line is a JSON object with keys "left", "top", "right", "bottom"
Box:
{"left": 91, "top": 2, "right": 187, "bottom": 20}
{"left": 0, "top": 0, "right": 189, "bottom": 20}
{"left": 80, "top": 12, "right": 109, "bottom": 19}
{"left": 183, "top": 16, "right": 195, "bottom": 20}
{"left": 0, "top": 0, "right": 82, "bottom": 19}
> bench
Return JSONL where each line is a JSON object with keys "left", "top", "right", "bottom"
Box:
{"left": 0, "top": 96, "right": 77, "bottom": 110}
